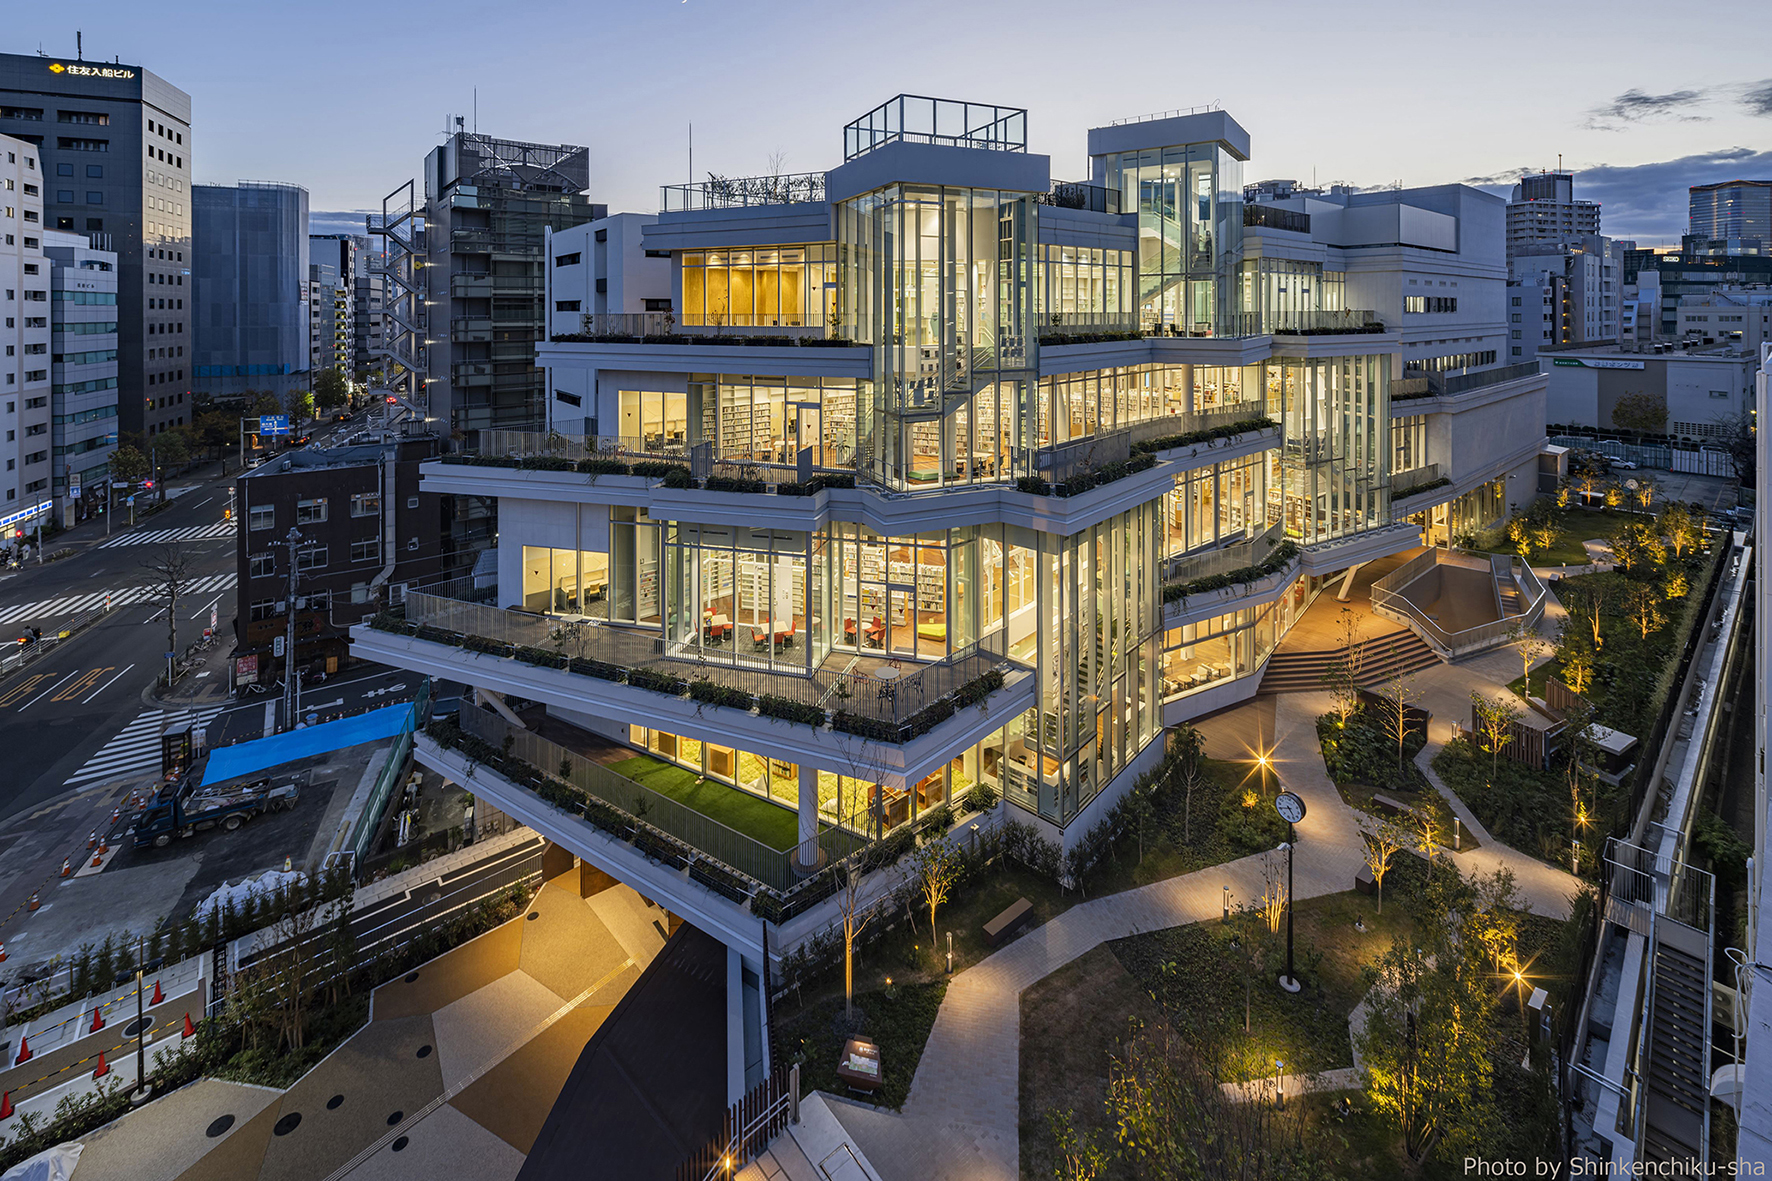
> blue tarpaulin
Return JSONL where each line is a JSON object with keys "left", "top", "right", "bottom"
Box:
{"left": 200, "top": 702, "right": 418, "bottom": 786}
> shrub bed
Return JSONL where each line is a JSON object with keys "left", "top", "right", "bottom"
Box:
{"left": 1316, "top": 706, "right": 1431, "bottom": 796}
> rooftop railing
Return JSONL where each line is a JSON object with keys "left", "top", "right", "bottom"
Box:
{"left": 1395, "top": 360, "right": 1541, "bottom": 400}
{"left": 1109, "top": 103, "right": 1221, "bottom": 127}
{"left": 1243, "top": 204, "right": 1312, "bottom": 234}
{"left": 1035, "top": 181, "right": 1121, "bottom": 215}
{"left": 844, "top": 95, "right": 1027, "bottom": 161}
{"left": 661, "top": 171, "right": 827, "bottom": 213}
{"left": 387, "top": 578, "right": 1020, "bottom": 743}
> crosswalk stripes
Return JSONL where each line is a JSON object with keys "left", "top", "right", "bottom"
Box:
{"left": 0, "top": 573, "right": 237, "bottom": 628}
{"left": 98, "top": 522, "right": 236, "bottom": 549}
{"left": 63, "top": 705, "right": 226, "bottom": 788}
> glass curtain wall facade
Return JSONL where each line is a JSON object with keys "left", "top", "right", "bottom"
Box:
{"left": 1100, "top": 145, "right": 1244, "bottom": 335}
{"left": 679, "top": 246, "right": 837, "bottom": 328}
{"left": 1237, "top": 258, "right": 1345, "bottom": 332}
{"left": 1273, "top": 355, "right": 1390, "bottom": 543}
{"left": 1034, "top": 244, "right": 1134, "bottom": 326}
{"left": 837, "top": 183, "right": 1039, "bottom": 490}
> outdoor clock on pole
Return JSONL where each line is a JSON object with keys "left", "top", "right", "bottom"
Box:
{"left": 1274, "top": 789, "right": 1305, "bottom": 993}
{"left": 1274, "top": 791, "right": 1306, "bottom": 825}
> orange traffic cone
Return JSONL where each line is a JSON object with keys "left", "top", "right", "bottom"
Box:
{"left": 0, "top": 1089, "right": 11, "bottom": 1120}
{"left": 0, "top": 942, "right": 6, "bottom": 963}
{"left": 91, "top": 852, "right": 103, "bottom": 868}
{"left": 89, "top": 1004, "right": 104, "bottom": 1033}
{"left": 182, "top": 1013, "right": 196, "bottom": 1039}
{"left": 91, "top": 1051, "right": 109, "bottom": 1079}
{"left": 26, "top": 892, "right": 37, "bottom": 912}
{"left": 14, "top": 1035, "right": 29, "bottom": 1065}
{"left": 109, "top": 808, "right": 120, "bottom": 826}
{"left": 87, "top": 831, "right": 97, "bottom": 850}
{"left": 150, "top": 979, "right": 163, "bottom": 1006}
{"left": 59, "top": 857, "right": 71, "bottom": 878}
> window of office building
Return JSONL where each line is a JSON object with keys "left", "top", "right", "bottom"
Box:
{"left": 1033, "top": 244, "right": 1133, "bottom": 327}
{"left": 1392, "top": 413, "right": 1428, "bottom": 476}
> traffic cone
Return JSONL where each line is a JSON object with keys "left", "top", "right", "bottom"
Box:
{"left": 150, "top": 979, "right": 163, "bottom": 1006}
{"left": 26, "top": 892, "right": 37, "bottom": 912}
{"left": 109, "top": 808, "right": 120, "bottom": 826}
{"left": 91, "top": 852, "right": 103, "bottom": 868}
{"left": 89, "top": 1004, "right": 104, "bottom": 1033}
{"left": 59, "top": 857, "right": 70, "bottom": 878}
{"left": 0, "top": 942, "right": 6, "bottom": 963}
{"left": 0, "top": 1089, "right": 11, "bottom": 1120}
{"left": 182, "top": 1013, "right": 196, "bottom": 1039}
{"left": 91, "top": 1051, "right": 108, "bottom": 1079}
{"left": 87, "top": 831, "right": 97, "bottom": 850}
{"left": 14, "top": 1035, "right": 29, "bottom": 1065}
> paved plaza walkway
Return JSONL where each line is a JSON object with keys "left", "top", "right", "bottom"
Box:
{"left": 56, "top": 875, "right": 668, "bottom": 1181}
{"left": 829, "top": 656, "right": 1582, "bottom": 1180}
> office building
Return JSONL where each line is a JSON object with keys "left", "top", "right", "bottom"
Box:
{"left": 309, "top": 234, "right": 356, "bottom": 379}
{"left": 0, "top": 50, "right": 192, "bottom": 441}
{"left": 1506, "top": 171, "right": 1601, "bottom": 262}
{"left": 352, "top": 240, "right": 384, "bottom": 385}
{"left": 542, "top": 212, "right": 671, "bottom": 434}
{"left": 1537, "top": 342, "right": 1755, "bottom": 437}
{"left": 192, "top": 180, "right": 310, "bottom": 401}
{"left": 1688, "top": 179, "right": 1771, "bottom": 255}
{"left": 412, "top": 129, "right": 599, "bottom": 436}
{"left": 234, "top": 436, "right": 446, "bottom": 678}
{"left": 1509, "top": 236, "right": 1624, "bottom": 361}
{"left": 1674, "top": 285, "right": 1772, "bottom": 352}
{"left": 0, "top": 133, "right": 54, "bottom": 526}
{"left": 1626, "top": 245, "right": 1772, "bottom": 340}
{"left": 44, "top": 227, "right": 117, "bottom": 524}
{"left": 352, "top": 98, "right": 1550, "bottom": 1101}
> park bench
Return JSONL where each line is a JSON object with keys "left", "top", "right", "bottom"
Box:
{"left": 1369, "top": 793, "right": 1414, "bottom": 817}
{"left": 983, "top": 897, "right": 1035, "bottom": 947}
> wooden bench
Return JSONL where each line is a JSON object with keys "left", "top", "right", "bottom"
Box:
{"left": 983, "top": 897, "right": 1035, "bottom": 947}
{"left": 1370, "top": 793, "right": 1414, "bottom": 818}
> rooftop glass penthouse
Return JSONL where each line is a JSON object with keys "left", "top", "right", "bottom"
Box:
{"left": 354, "top": 96, "right": 1546, "bottom": 968}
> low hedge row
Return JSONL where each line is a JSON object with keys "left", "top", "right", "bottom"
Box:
{"left": 778, "top": 473, "right": 858, "bottom": 497}
{"left": 1133, "top": 416, "right": 1278, "bottom": 455}
{"left": 1162, "top": 539, "right": 1300, "bottom": 603}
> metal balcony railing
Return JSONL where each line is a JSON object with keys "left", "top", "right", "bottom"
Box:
{"left": 395, "top": 578, "right": 1019, "bottom": 736}
{"left": 661, "top": 171, "right": 826, "bottom": 212}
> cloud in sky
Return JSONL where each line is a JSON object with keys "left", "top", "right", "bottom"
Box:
{"left": 1465, "top": 147, "right": 1772, "bottom": 242}
{"left": 1584, "top": 87, "right": 1709, "bottom": 130}
{"left": 1742, "top": 80, "right": 1772, "bottom": 117}
{"left": 309, "top": 209, "right": 375, "bottom": 237}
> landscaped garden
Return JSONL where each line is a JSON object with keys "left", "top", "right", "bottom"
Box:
{"left": 1433, "top": 498, "right": 1725, "bottom": 868}
{"left": 1021, "top": 856, "right": 1586, "bottom": 1180}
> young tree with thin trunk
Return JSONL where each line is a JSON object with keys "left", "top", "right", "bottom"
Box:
{"left": 1364, "top": 821, "right": 1409, "bottom": 915}
{"left": 141, "top": 543, "right": 194, "bottom": 677}
{"left": 1170, "top": 723, "right": 1205, "bottom": 844}
{"left": 1508, "top": 618, "right": 1550, "bottom": 699}
{"left": 1376, "top": 649, "right": 1422, "bottom": 771}
{"left": 1627, "top": 583, "right": 1664, "bottom": 639}
{"left": 1320, "top": 607, "right": 1367, "bottom": 725}
{"left": 836, "top": 850, "right": 874, "bottom": 1027}
{"left": 1471, "top": 691, "right": 1520, "bottom": 775}
{"left": 1658, "top": 503, "right": 1697, "bottom": 559}
{"left": 908, "top": 837, "right": 962, "bottom": 949}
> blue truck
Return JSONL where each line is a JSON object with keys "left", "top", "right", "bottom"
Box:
{"left": 131, "top": 762, "right": 300, "bottom": 848}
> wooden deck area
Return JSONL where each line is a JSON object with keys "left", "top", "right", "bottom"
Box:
{"left": 1275, "top": 548, "right": 1423, "bottom": 655}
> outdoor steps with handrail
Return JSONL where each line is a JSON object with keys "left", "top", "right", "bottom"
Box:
{"left": 1256, "top": 630, "right": 1440, "bottom": 695}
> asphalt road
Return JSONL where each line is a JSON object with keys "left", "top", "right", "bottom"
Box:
{"left": 0, "top": 476, "right": 239, "bottom": 822}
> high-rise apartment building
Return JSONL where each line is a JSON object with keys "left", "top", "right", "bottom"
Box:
{"left": 1688, "top": 179, "right": 1771, "bottom": 254}
{"left": 1506, "top": 171, "right": 1601, "bottom": 261}
{"left": 0, "top": 51, "right": 192, "bottom": 441}
{"left": 192, "top": 181, "right": 310, "bottom": 401}
{"left": 415, "top": 130, "right": 599, "bottom": 435}
{"left": 45, "top": 227, "right": 118, "bottom": 525}
{"left": 309, "top": 234, "right": 356, "bottom": 380}
{"left": 350, "top": 235, "right": 384, "bottom": 385}
{"left": 353, "top": 101, "right": 1551, "bottom": 1098}
{"left": 0, "top": 132, "right": 54, "bottom": 529}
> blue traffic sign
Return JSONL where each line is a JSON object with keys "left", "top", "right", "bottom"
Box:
{"left": 260, "top": 415, "right": 291, "bottom": 435}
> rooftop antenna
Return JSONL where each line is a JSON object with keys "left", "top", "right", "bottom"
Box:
{"left": 76, "top": 31, "right": 82, "bottom": 60}
{"left": 689, "top": 122, "right": 693, "bottom": 184}
{"left": 473, "top": 88, "right": 477, "bottom": 135}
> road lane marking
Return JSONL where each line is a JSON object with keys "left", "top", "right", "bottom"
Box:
{"left": 51, "top": 667, "right": 113, "bottom": 702}
{"left": 0, "top": 673, "right": 54, "bottom": 708}
{"left": 16, "top": 670, "right": 81, "bottom": 712}
{"left": 81, "top": 663, "right": 136, "bottom": 703}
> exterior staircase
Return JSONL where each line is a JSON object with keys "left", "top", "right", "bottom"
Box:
{"left": 1257, "top": 628, "right": 1440, "bottom": 695}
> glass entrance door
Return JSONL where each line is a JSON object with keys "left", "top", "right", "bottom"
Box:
{"left": 793, "top": 403, "right": 822, "bottom": 468}
{"left": 888, "top": 585, "right": 917, "bottom": 657}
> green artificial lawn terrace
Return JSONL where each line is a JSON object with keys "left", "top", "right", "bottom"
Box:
{"left": 610, "top": 754, "right": 801, "bottom": 850}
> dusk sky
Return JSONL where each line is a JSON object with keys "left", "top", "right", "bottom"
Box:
{"left": 15, "top": 0, "right": 1772, "bottom": 243}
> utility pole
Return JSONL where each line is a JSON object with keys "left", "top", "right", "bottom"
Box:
{"left": 281, "top": 527, "right": 302, "bottom": 733}
{"left": 131, "top": 936, "right": 150, "bottom": 1103}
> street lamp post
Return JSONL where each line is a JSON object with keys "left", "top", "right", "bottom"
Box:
{"left": 1274, "top": 791, "right": 1306, "bottom": 994}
